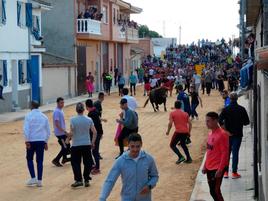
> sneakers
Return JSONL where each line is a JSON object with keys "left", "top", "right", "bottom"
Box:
{"left": 84, "top": 181, "right": 90, "bottom": 187}
{"left": 37, "top": 180, "right": 42, "bottom": 187}
{"left": 232, "top": 172, "right": 241, "bottom": 179}
{"left": 224, "top": 171, "right": 229, "bottom": 178}
{"left": 52, "top": 159, "right": 63, "bottom": 167}
{"left": 176, "top": 157, "right": 186, "bottom": 164}
{"left": 185, "top": 137, "right": 192, "bottom": 145}
{"left": 61, "top": 158, "right": 71, "bottom": 165}
{"left": 71, "top": 181, "right": 83, "bottom": 188}
{"left": 26, "top": 178, "right": 38, "bottom": 186}
{"left": 184, "top": 159, "right": 193, "bottom": 164}
{"left": 91, "top": 169, "right": 101, "bottom": 175}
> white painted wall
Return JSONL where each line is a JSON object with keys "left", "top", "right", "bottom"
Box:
{"left": 0, "top": 0, "right": 29, "bottom": 60}
{"left": 42, "top": 66, "right": 76, "bottom": 104}
{"left": 255, "top": 14, "right": 268, "bottom": 201}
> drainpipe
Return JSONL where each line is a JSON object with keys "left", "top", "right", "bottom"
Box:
{"left": 240, "top": 0, "right": 246, "bottom": 60}
{"left": 27, "top": 0, "right": 32, "bottom": 104}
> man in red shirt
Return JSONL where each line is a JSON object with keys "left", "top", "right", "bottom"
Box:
{"left": 202, "top": 112, "right": 229, "bottom": 201}
{"left": 166, "top": 100, "right": 192, "bottom": 164}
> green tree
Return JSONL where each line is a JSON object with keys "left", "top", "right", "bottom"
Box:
{"left": 138, "top": 25, "right": 149, "bottom": 38}
{"left": 148, "top": 30, "right": 161, "bottom": 38}
{"left": 138, "top": 25, "right": 162, "bottom": 38}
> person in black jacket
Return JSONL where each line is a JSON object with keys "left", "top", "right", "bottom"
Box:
{"left": 86, "top": 99, "right": 104, "bottom": 175}
{"left": 219, "top": 92, "right": 250, "bottom": 179}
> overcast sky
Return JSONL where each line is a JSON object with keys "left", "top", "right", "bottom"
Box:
{"left": 126, "top": 0, "right": 240, "bottom": 44}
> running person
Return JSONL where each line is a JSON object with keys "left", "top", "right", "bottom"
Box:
{"left": 52, "top": 97, "right": 71, "bottom": 167}
{"left": 116, "top": 98, "right": 138, "bottom": 158}
{"left": 177, "top": 84, "right": 191, "bottom": 116}
{"left": 189, "top": 86, "right": 203, "bottom": 120}
{"left": 202, "top": 112, "right": 229, "bottom": 201}
{"left": 86, "top": 99, "right": 103, "bottom": 175}
{"left": 166, "top": 100, "right": 192, "bottom": 164}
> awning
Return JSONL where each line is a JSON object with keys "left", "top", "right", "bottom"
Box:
{"left": 246, "top": 0, "right": 261, "bottom": 27}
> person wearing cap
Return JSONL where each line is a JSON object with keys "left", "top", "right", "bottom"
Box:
{"left": 23, "top": 101, "right": 51, "bottom": 187}
{"left": 219, "top": 92, "right": 250, "bottom": 179}
{"left": 68, "top": 102, "right": 97, "bottom": 188}
{"left": 116, "top": 98, "right": 138, "bottom": 158}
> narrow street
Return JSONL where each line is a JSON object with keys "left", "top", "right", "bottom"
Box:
{"left": 0, "top": 86, "right": 223, "bottom": 201}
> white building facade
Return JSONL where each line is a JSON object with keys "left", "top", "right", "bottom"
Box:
{"left": 0, "top": 0, "right": 50, "bottom": 113}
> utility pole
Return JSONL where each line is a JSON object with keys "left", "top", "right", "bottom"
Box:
{"left": 179, "top": 25, "right": 182, "bottom": 45}
{"left": 240, "top": 0, "right": 246, "bottom": 60}
{"left": 163, "top": 21, "right": 166, "bottom": 37}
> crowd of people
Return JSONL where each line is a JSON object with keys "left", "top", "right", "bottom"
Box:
{"left": 22, "top": 38, "right": 251, "bottom": 201}
{"left": 118, "top": 18, "right": 139, "bottom": 32}
{"left": 78, "top": 6, "right": 103, "bottom": 21}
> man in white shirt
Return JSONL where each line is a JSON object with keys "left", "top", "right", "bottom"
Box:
{"left": 122, "top": 88, "right": 138, "bottom": 111}
{"left": 149, "top": 76, "right": 158, "bottom": 90}
{"left": 23, "top": 101, "right": 51, "bottom": 187}
{"left": 149, "top": 68, "right": 154, "bottom": 77}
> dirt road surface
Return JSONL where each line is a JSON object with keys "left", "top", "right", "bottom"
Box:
{"left": 0, "top": 87, "right": 223, "bottom": 201}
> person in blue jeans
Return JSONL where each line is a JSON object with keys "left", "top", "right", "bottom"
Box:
{"left": 176, "top": 84, "right": 191, "bottom": 116}
{"left": 99, "top": 133, "right": 159, "bottom": 201}
{"left": 189, "top": 86, "right": 203, "bottom": 120}
{"left": 23, "top": 101, "right": 51, "bottom": 187}
{"left": 219, "top": 92, "right": 250, "bottom": 179}
{"left": 129, "top": 71, "right": 137, "bottom": 96}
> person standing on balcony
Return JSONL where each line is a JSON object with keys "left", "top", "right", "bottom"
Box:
{"left": 129, "top": 71, "right": 137, "bottom": 96}
{"left": 78, "top": 12, "right": 83, "bottom": 19}
{"left": 84, "top": 9, "right": 90, "bottom": 19}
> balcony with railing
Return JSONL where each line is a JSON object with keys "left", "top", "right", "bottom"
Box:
{"left": 77, "top": 19, "right": 102, "bottom": 35}
{"left": 127, "top": 27, "right": 139, "bottom": 43}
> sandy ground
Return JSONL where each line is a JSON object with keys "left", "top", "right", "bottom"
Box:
{"left": 0, "top": 86, "right": 223, "bottom": 201}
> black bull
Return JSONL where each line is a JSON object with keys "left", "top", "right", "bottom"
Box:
{"left": 144, "top": 87, "right": 168, "bottom": 112}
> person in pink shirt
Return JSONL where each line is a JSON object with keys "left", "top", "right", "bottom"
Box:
{"left": 202, "top": 112, "right": 229, "bottom": 201}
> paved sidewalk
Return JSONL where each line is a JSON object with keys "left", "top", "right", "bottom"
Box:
{"left": 189, "top": 95, "right": 255, "bottom": 201}
{"left": 0, "top": 88, "right": 118, "bottom": 123}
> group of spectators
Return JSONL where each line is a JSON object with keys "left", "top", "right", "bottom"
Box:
{"left": 78, "top": 6, "right": 103, "bottom": 21}
{"left": 118, "top": 18, "right": 139, "bottom": 31}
